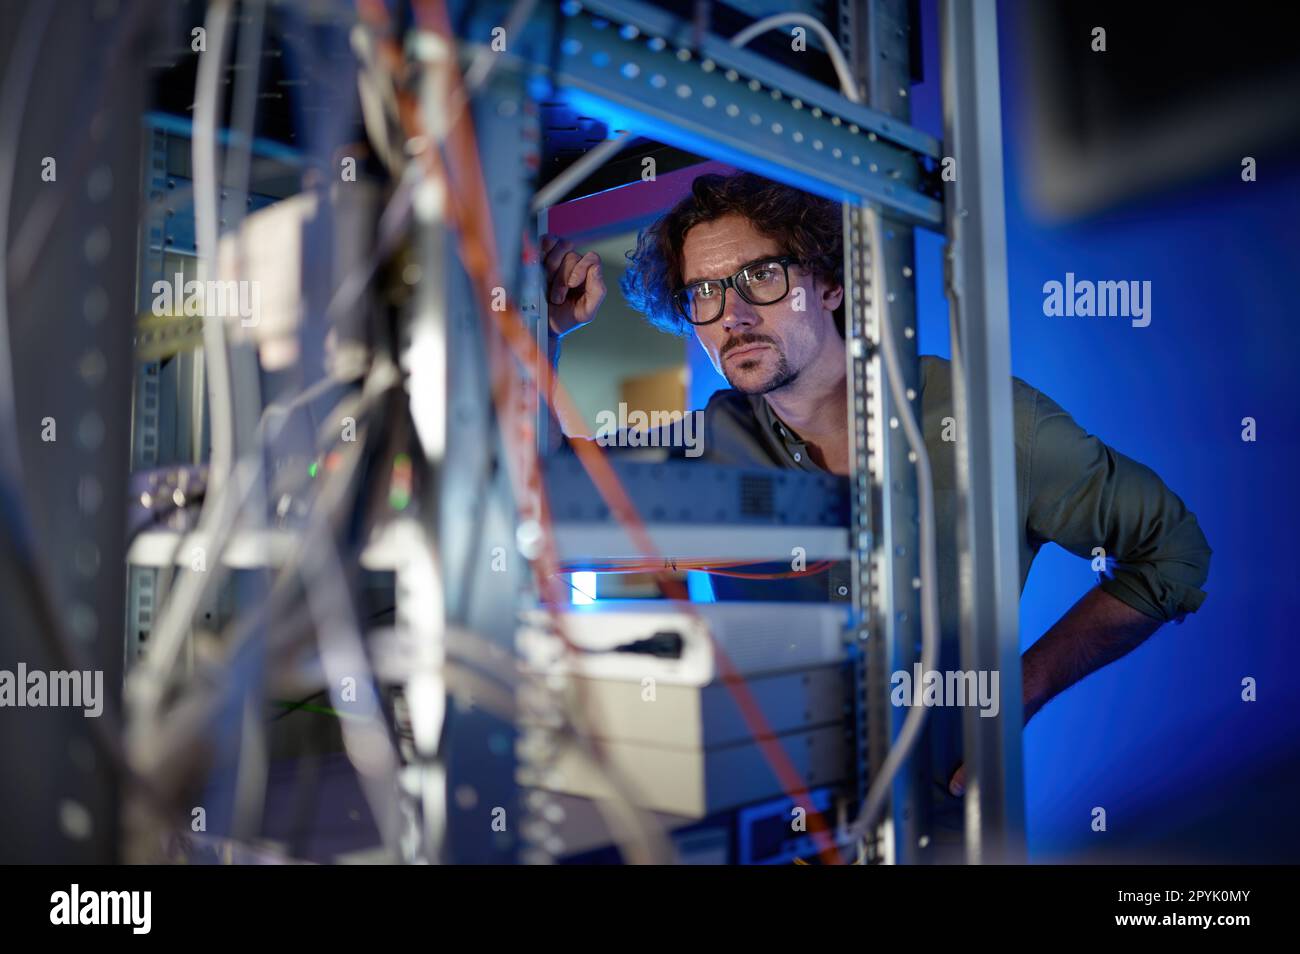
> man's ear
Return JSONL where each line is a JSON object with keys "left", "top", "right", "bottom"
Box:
{"left": 822, "top": 281, "right": 844, "bottom": 312}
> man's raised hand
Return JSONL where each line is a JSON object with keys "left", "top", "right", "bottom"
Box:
{"left": 541, "top": 232, "right": 605, "bottom": 337}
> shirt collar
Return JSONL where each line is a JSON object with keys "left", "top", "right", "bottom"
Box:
{"left": 749, "top": 393, "right": 822, "bottom": 470}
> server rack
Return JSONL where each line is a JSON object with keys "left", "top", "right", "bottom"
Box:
{"left": 117, "top": 0, "right": 1024, "bottom": 864}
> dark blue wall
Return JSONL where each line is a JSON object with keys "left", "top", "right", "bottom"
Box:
{"left": 910, "top": 0, "right": 1300, "bottom": 861}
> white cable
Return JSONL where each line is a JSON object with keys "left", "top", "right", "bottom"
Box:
{"left": 133, "top": 111, "right": 412, "bottom": 725}
{"left": 131, "top": 156, "right": 413, "bottom": 727}
{"left": 131, "top": 0, "right": 409, "bottom": 852}
{"left": 537, "top": 14, "right": 862, "bottom": 218}
{"left": 530, "top": 131, "right": 631, "bottom": 213}
{"left": 730, "top": 14, "right": 862, "bottom": 104}
{"left": 193, "top": 0, "right": 236, "bottom": 488}
{"left": 226, "top": 0, "right": 272, "bottom": 846}
{"left": 130, "top": 372, "right": 403, "bottom": 847}
{"left": 847, "top": 206, "right": 940, "bottom": 850}
{"left": 298, "top": 448, "right": 402, "bottom": 854}
{"left": 351, "top": 25, "right": 403, "bottom": 174}
{"left": 127, "top": 369, "right": 369, "bottom": 731}
{"left": 462, "top": 15, "right": 846, "bottom": 213}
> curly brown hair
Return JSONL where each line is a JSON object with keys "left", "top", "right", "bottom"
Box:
{"left": 620, "top": 172, "right": 844, "bottom": 337}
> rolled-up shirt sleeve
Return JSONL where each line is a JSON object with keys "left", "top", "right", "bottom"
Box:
{"left": 1022, "top": 384, "right": 1212, "bottom": 622}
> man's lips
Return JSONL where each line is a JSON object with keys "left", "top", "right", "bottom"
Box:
{"left": 726, "top": 344, "right": 770, "bottom": 362}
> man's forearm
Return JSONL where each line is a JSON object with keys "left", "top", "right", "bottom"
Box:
{"left": 1021, "top": 586, "right": 1164, "bottom": 722}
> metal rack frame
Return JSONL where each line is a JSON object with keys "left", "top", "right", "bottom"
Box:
{"left": 119, "top": 0, "right": 1026, "bottom": 864}
{"left": 451, "top": 0, "right": 1026, "bottom": 863}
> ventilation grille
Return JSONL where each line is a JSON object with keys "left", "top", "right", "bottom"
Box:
{"left": 739, "top": 474, "right": 775, "bottom": 518}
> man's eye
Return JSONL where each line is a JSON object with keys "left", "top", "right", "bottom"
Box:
{"left": 751, "top": 267, "right": 773, "bottom": 281}
{"left": 696, "top": 282, "right": 718, "bottom": 298}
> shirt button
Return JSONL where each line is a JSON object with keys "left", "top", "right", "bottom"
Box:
{"left": 837, "top": 585, "right": 849, "bottom": 597}
{"left": 793, "top": 452, "right": 801, "bottom": 462}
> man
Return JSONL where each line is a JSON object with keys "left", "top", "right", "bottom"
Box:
{"left": 540, "top": 171, "right": 1212, "bottom": 804}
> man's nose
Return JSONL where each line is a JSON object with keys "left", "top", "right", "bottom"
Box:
{"left": 721, "top": 292, "right": 758, "bottom": 331}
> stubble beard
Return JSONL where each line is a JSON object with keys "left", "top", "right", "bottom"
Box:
{"left": 725, "top": 346, "right": 798, "bottom": 395}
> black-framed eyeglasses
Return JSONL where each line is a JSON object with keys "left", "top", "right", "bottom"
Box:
{"left": 672, "top": 256, "right": 802, "bottom": 326}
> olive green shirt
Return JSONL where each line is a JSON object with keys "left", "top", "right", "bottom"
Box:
{"left": 696, "top": 355, "right": 1211, "bottom": 626}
